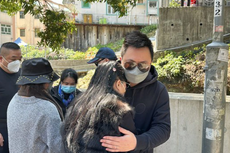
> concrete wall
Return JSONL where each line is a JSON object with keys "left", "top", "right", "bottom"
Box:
{"left": 49, "top": 59, "right": 96, "bottom": 76}
{"left": 157, "top": 7, "right": 230, "bottom": 51}
{"left": 64, "top": 25, "right": 143, "bottom": 51}
{"left": 154, "top": 92, "right": 230, "bottom": 153}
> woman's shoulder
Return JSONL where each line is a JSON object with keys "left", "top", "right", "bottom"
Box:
{"left": 102, "top": 99, "right": 134, "bottom": 117}
{"left": 117, "top": 100, "right": 133, "bottom": 112}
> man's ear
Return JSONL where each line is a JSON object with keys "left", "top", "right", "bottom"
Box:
{"left": 0, "top": 56, "right": 3, "bottom": 62}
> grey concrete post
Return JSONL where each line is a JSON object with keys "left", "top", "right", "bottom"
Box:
{"left": 202, "top": 0, "right": 229, "bottom": 153}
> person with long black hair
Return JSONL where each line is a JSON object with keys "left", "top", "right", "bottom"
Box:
{"left": 7, "top": 58, "right": 65, "bottom": 153}
{"left": 64, "top": 61, "right": 136, "bottom": 153}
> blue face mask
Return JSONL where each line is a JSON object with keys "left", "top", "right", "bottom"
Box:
{"left": 61, "top": 85, "right": 76, "bottom": 94}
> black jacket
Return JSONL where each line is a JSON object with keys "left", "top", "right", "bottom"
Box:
{"left": 125, "top": 66, "right": 171, "bottom": 153}
{"left": 50, "top": 85, "right": 81, "bottom": 116}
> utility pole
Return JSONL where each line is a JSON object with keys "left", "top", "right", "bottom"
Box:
{"left": 202, "top": 0, "right": 229, "bottom": 153}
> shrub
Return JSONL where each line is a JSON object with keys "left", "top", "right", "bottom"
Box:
{"left": 140, "top": 24, "right": 157, "bottom": 35}
{"left": 95, "top": 39, "right": 124, "bottom": 52}
{"left": 77, "top": 70, "right": 95, "bottom": 89}
{"left": 71, "top": 51, "right": 85, "bottom": 60}
{"left": 169, "top": 0, "right": 181, "bottom": 7}
{"left": 154, "top": 52, "right": 185, "bottom": 78}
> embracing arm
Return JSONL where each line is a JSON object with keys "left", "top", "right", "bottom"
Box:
{"left": 101, "top": 87, "right": 171, "bottom": 152}
{"left": 135, "top": 87, "right": 171, "bottom": 151}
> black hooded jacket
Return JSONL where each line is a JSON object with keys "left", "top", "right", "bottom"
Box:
{"left": 125, "top": 66, "right": 171, "bottom": 153}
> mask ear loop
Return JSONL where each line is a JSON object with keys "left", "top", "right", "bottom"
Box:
{"left": 1, "top": 56, "right": 9, "bottom": 64}
{"left": 0, "top": 56, "right": 9, "bottom": 70}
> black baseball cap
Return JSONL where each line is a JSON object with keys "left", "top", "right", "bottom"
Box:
{"left": 87, "top": 47, "right": 117, "bottom": 64}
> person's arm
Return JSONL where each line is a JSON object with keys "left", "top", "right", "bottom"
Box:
{"left": 0, "top": 133, "right": 4, "bottom": 147}
{"left": 101, "top": 87, "right": 171, "bottom": 152}
{"left": 40, "top": 105, "right": 66, "bottom": 153}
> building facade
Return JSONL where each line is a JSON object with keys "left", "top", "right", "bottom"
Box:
{"left": 66, "top": 0, "right": 164, "bottom": 25}
{"left": 0, "top": 11, "right": 14, "bottom": 45}
{"left": 14, "top": 10, "right": 44, "bottom": 46}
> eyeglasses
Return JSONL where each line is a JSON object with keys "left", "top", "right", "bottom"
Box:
{"left": 95, "top": 58, "right": 105, "bottom": 66}
{"left": 124, "top": 61, "right": 150, "bottom": 73}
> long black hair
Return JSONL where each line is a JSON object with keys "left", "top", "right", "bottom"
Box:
{"left": 64, "top": 61, "right": 127, "bottom": 152}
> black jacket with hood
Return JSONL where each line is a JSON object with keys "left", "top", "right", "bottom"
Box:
{"left": 125, "top": 66, "right": 171, "bottom": 153}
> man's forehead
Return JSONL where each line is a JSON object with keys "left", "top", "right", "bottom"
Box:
{"left": 4, "top": 49, "right": 21, "bottom": 58}
{"left": 122, "top": 47, "right": 151, "bottom": 62}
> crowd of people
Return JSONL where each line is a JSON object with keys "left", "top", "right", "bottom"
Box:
{"left": 0, "top": 31, "right": 171, "bottom": 153}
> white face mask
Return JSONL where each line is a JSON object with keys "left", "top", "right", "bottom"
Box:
{"left": 124, "top": 66, "right": 149, "bottom": 84}
{"left": 2, "top": 56, "right": 21, "bottom": 73}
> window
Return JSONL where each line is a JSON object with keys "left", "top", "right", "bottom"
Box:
{"left": 82, "top": 0, "right": 90, "bottom": 8}
{"left": 148, "top": 1, "right": 157, "bottom": 15}
{"left": 149, "top": 1, "right": 157, "bottom": 8}
{"left": 35, "top": 14, "right": 40, "bottom": 19}
{"left": 1, "top": 24, "right": 11, "bottom": 35}
{"left": 107, "top": 5, "right": 115, "bottom": 14}
{"left": 20, "top": 29, "right": 25, "bottom": 37}
{"left": 20, "top": 11, "right": 25, "bottom": 19}
{"left": 35, "top": 28, "right": 39, "bottom": 37}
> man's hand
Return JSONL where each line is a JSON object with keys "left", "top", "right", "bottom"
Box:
{"left": 0, "top": 133, "right": 4, "bottom": 147}
{"left": 100, "top": 127, "right": 137, "bottom": 152}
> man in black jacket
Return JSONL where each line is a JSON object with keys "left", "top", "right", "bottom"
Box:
{"left": 0, "top": 42, "right": 22, "bottom": 153}
{"left": 100, "top": 31, "right": 171, "bottom": 153}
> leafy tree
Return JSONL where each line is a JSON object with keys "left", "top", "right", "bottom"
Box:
{"left": 169, "top": 0, "right": 181, "bottom": 7}
{"left": 0, "top": 0, "right": 137, "bottom": 51}
{"left": 0, "top": 0, "right": 76, "bottom": 51}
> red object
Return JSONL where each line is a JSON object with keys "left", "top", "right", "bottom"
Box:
{"left": 191, "top": 0, "right": 196, "bottom": 5}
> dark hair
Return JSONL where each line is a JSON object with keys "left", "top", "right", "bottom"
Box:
{"left": 60, "top": 68, "right": 78, "bottom": 84}
{"left": 18, "top": 84, "right": 64, "bottom": 120}
{"left": 121, "top": 30, "right": 154, "bottom": 61}
{"left": 64, "top": 61, "right": 127, "bottom": 151}
{"left": 0, "top": 42, "right": 20, "bottom": 56}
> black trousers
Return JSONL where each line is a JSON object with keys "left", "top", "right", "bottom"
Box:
{"left": 0, "top": 122, "right": 9, "bottom": 153}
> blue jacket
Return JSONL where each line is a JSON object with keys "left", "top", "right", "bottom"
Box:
{"left": 125, "top": 66, "right": 171, "bottom": 153}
